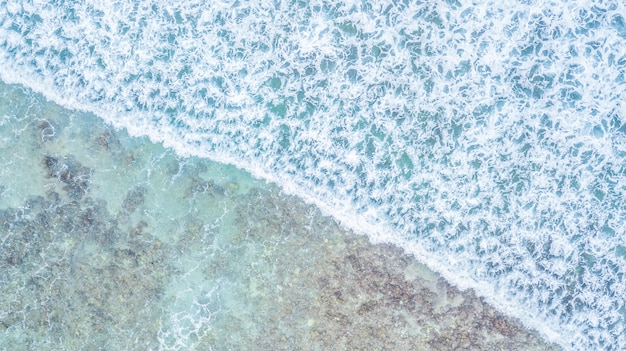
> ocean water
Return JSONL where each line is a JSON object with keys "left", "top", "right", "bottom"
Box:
{"left": 0, "top": 0, "right": 625, "bottom": 350}
{"left": 0, "top": 81, "right": 558, "bottom": 350}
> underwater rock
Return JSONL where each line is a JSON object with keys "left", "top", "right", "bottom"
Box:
{"left": 95, "top": 129, "right": 121, "bottom": 152}
{"left": 37, "top": 119, "right": 58, "bottom": 142}
{"left": 185, "top": 176, "right": 225, "bottom": 198}
{"left": 121, "top": 185, "right": 147, "bottom": 214}
{"left": 117, "top": 185, "right": 148, "bottom": 224}
{"left": 43, "top": 155, "right": 92, "bottom": 200}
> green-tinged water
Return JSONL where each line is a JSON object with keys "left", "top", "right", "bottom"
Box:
{"left": 0, "top": 82, "right": 559, "bottom": 350}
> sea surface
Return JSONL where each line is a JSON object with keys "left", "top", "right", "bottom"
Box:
{"left": 1, "top": 0, "right": 625, "bottom": 350}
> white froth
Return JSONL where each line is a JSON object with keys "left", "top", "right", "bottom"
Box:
{"left": 2, "top": 0, "right": 626, "bottom": 349}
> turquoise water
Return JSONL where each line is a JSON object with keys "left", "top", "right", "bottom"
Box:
{"left": 0, "top": 81, "right": 557, "bottom": 350}
{"left": 1, "top": 0, "right": 625, "bottom": 349}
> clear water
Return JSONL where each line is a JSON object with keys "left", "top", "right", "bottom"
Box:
{"left": 1, "top": 0, "right": 625, "bottom": 350}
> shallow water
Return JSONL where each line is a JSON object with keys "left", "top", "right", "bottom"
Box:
{"left": 2, "top": 0, "right": 626, "bottom": 349}
{"left": 0, "top": 82, "right": 561, "bottom": 350}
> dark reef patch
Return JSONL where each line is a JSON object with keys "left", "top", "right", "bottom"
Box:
{"left": 37, "top": 119, "right": 58, "bottom": 142}
{"left": 43, "top": 155, "right": 92, "bottom": 200}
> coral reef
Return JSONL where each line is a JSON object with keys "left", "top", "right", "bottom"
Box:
{"left": 43, "top": 155, "right": 92, "bottom": 200}
{"left": 200, "top": 188, "right": 562, "bottom": 350}
{"left": 0, "top": 155, "right": 173, "bottom": 350}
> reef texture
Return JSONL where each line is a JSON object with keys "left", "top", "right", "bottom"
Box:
{"left": 200, "top": 188, "right": 562, "bottom": 351}
{"left": 0, "top": 158, "right": 171, "bottom": 349}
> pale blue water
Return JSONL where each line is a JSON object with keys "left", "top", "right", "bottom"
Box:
{"left": 1, "top": 0, "right": 625, "bottom": 350}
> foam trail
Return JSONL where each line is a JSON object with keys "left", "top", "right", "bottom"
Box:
{"left": 2, "top": 0, "right": 626, "bottom": 349}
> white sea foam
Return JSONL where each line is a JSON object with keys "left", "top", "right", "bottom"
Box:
{"left": 2, "top": 0, "right": 626, "bottom": 349}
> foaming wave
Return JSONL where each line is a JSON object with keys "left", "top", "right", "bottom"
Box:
{"left": 2, "top": 0, "right": 626, "bottom": 349}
